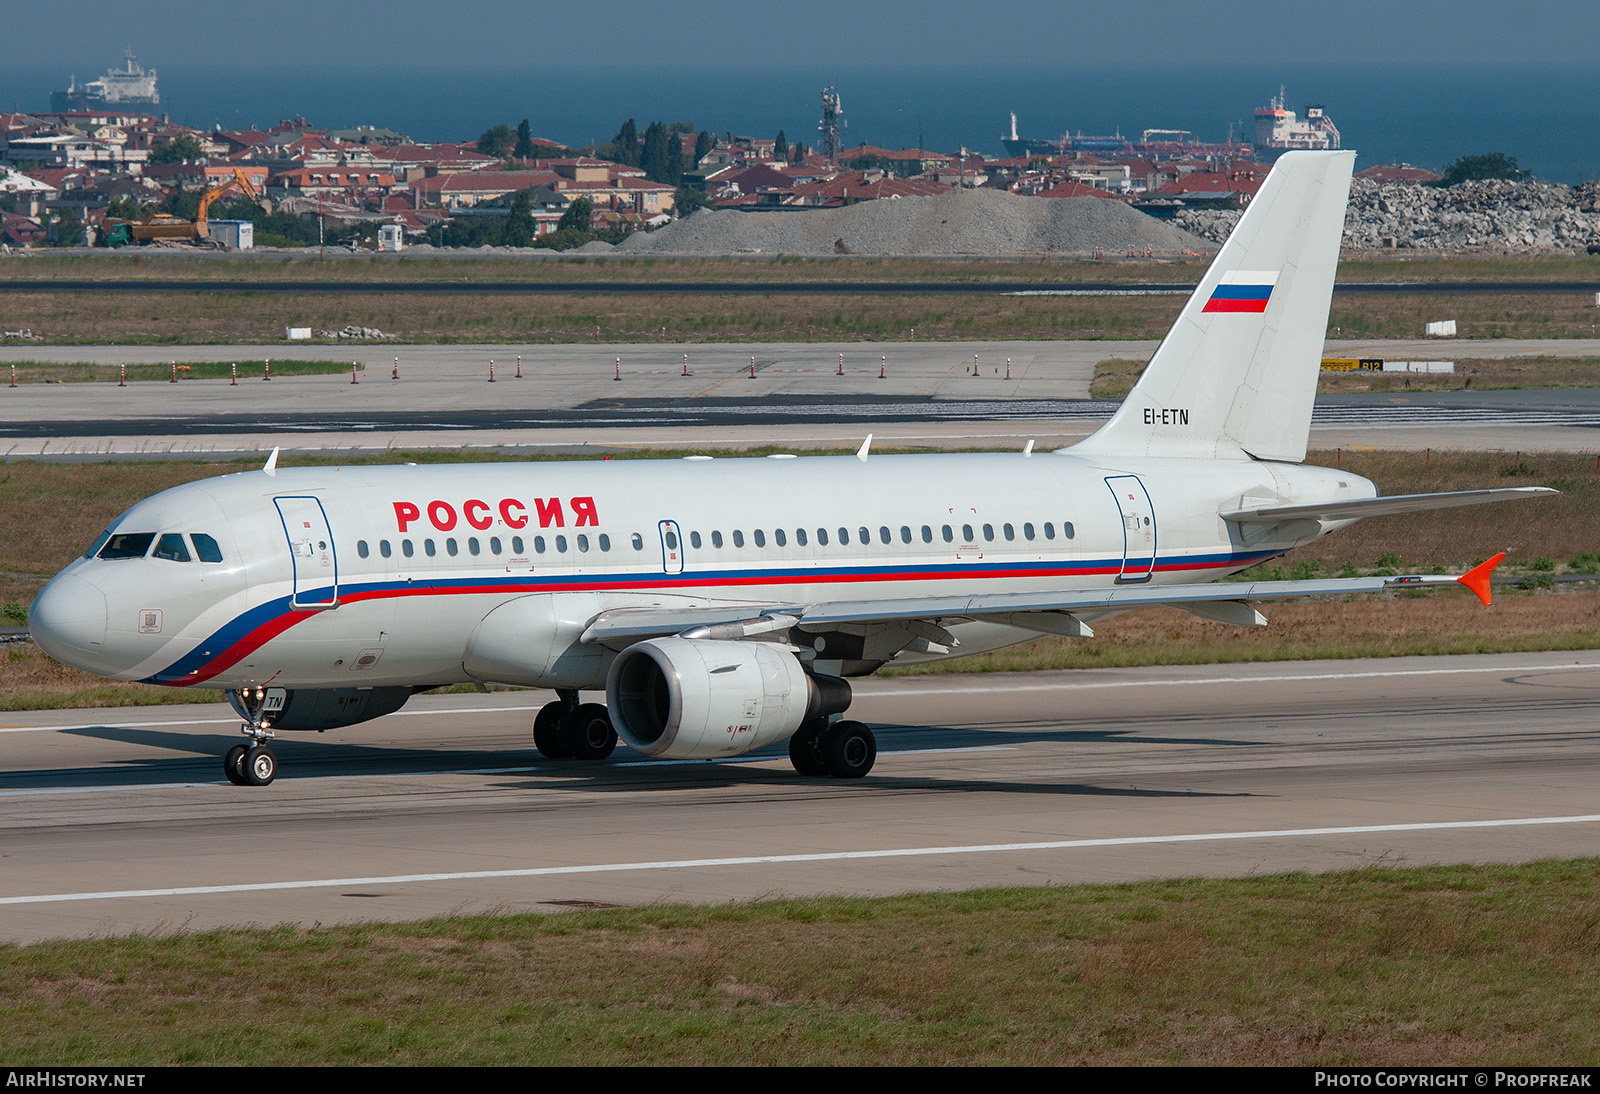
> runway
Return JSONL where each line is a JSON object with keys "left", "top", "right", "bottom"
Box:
{"left": 4, "top": 339, "right": 1600, "bottom": 456}
{"left": 2, "top": 651, "right": 1597, "bottom": 944}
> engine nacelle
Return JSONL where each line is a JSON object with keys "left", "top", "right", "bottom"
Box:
{"left": 607, "top": 637, "right": 850, "bottom": 759}
{"left": 227, "top": 686, "right": 411, "bottom": 732}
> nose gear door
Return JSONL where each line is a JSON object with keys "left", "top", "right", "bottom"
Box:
{"left": 275, "top": 496, "right": 339, "bottom": 609}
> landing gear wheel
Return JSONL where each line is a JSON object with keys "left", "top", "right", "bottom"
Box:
{"left": 821, "top": 720, "right": 876, "bottom": 779}
{"left": 242, "top": 746, "right": 278, "bottom": 786}
{"left": 223, "top": 744, "right": 249, "bottom": 786}
{"left": 564, "top": 703, "right": 617, "bottom": 760}
{"left": 533, "top": 701, "right": 572, "bottom": 759}
{"left": 788, "top": 719, "right": 828, "bottom": 776}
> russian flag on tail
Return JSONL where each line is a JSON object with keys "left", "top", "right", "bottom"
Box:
{"left": 1202, "top": 270, "right": 1279, "bottom": 313}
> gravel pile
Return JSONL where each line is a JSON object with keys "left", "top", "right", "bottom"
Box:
{"left": 1176, "top": 178, "right": 1600, "bottom": 254}
{"left": 615, "top": 187, "right": 1213, "bottom": 257}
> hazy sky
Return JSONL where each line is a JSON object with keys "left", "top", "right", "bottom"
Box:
{"left": 19, "top": 0, "right": 1600, "bottom": 67}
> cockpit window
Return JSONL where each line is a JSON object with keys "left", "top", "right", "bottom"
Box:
{"left": 153, "top": 533, "right": 192, "bottom": 562}
{"left": 83, "top": 529, "right": 114, "bottom": 560}
{"left": 192, "top": 534, "right": 224, "bottom": 563}
{"left": 98, "top": 532, "right": 155, "bottom": 560}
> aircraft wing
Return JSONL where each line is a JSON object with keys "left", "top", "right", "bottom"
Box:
{"left": 1221, "top": 487, "right": 1556, "bottom": 523}
{"left": 581, "top": 555, "right": 1506, "bottom": 645}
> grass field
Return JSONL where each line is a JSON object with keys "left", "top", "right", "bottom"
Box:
{"left": 2, "top": 860, "right": 1596, "bottom": 1064}
{"left": 5, "top": 287, "right": 1600, "bottom": 344}
{"left": 0, "top": 359, "right": 358, "bottom": 384}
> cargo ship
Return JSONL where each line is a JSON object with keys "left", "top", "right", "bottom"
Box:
{"left": 1252, "top": 86, "right": 1339, "bottom": 158}
{"left": 50, "top": 50, "right": 160, "bottom": 113}
{"left": 1001, "top": 112, "right": 1253, "bottom": 161}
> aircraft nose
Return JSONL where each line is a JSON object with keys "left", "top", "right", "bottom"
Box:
{"left": 29, "top": 574, "right": 108, "bottom": 665}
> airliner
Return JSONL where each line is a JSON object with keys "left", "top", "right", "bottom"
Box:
{"left": 28, "top": 151, "right": 1551, "bottom": 786}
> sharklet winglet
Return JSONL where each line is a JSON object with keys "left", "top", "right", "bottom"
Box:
{"left": 1457, "top": 551, "right": 1507, "bottom": 606}
{"left": 263, "top": 447, "right": 279, "bottom": 476}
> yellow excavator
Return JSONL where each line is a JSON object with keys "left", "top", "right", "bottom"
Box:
{"left": 107, "top": 168, "right": 268, "bottom": 247}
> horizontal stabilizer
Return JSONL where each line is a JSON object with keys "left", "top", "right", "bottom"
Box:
{"left": 1222, "top": 487, "right": 1557, "bottom": 524}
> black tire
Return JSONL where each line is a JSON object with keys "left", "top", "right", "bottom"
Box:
{"left": 223, "top": 744, "right": 249, "bottom": 786}
{"left": 242, "top": 745, "right": 278, "bottom": 786}
{"left": 533, "top": 701, "right": 572, "bottom": 759}
{"left": 788, "top": 719, "right": 828, "bottom": 776}
{"left": 821, "top": 720, "right": 876, "bottom": 779}
{"left": 564, "top": 703, "right": 617, "bottom": 760}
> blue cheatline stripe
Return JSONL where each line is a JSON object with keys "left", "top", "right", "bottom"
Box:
{"left": 140, "top": 547, "right": 1283, "bottom": 686}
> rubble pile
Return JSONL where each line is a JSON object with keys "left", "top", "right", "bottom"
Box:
{"left": 316, "top": 325, "right": 396, "bottom": 340}
{"left": 1176, "top": 178, "right": 1600, "bottom": 253}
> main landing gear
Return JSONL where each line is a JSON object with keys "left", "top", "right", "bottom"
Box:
{"left": 788, "top": 717, "right": 877, "bottom": 779}
{"left": 532, "top": 690, "right": 619, "bottom": 761}
{"left": 223, "top": 688, "right": 280, "bottom": 786}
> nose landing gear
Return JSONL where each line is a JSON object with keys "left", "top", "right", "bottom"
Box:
{"left": 224, "top": 688, "right": 281, "bottom": 786}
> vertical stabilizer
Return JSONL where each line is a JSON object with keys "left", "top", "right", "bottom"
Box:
{"left": 1074, "top": 150, "right": 1355, "bottom": 463}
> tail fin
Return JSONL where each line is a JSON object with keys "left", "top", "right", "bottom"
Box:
{"left": 1075, "top": 150, "right": 1355, "bottom": 463}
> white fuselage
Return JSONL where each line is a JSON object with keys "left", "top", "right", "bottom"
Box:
{"left": 34, "top": 450, "right": 1372, "bottom": 693}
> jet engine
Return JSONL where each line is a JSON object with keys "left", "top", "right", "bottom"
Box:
{"left": 226, "top": 686, "right": 411, "bottom": 732}
{"left": 607, "top": 637, "right": 851, "bottom": 759}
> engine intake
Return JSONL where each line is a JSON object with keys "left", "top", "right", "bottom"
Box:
{"left": 607, "top": 637, "right": 850, "bottom": 759}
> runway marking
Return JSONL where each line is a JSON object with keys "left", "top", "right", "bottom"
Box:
{"left": 4, "top": 814, "right": 1597, "bottom": 907}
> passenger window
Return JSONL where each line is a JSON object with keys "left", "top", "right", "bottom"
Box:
{"left": 1043, "top": 523, "right": 1056, "bottom": 540}
{"left": 1023, "top": 523, "right": 1035, "bottom": 540}
{"left": 153, "top": 533, "right": 191, "bottom": 562}
{"left": 555, "top": 535, "right": 568, "bottom": 552}
{"left": 512, "top": 536, "right": 524, "bottom": 553}
{"left": 664, "top": 530, "right": 677, "bottom": 550}
{"left": 733, "top": 530, "right": 744, "bottom": 548}
{"left": 900, "top": 526, "right": 911, "bottom": 544}
{"left": 99, "top": 532, "right": 155, "bottom": 560}
{"left": 632, "top": 533, "right": 644, "bottom": 550}
{"left": 838, "top": 528, "right": 850, "bottom": 545}
{"left": 962, "top": 524, "right": 974, "bottom": 542}
{"left": 879, "top": 526, "right": 890, "bottom": 545}
{"left": 859, "top": 527, "right": 870, "bottom": 545}
{"left": 816, "top": 528, "right": 828, "bottom": 546}
{"left": 921, "top": 525, "right": 933, "bottom": 543}
{"left": 982, "top": 524, "right": 994, "bottom": 542}
{"left": 402, "top": 540, "right": 415, "bottom": 558}
{"left": 775, "top": 529, "right": 787, "bottom": 547}
{"left": 534, "top": 536, "right": 546, "bottom": 553}
{"left": 941, "top": 525, "right": 953, "bottom": 543}
{"left": 490, "top": 537, "right": 501, "bottom": 555}
{"left": 192, "top": 533, "right": 224, "bottom": 563}
{"left": 425, "top": 539, "right": 437, "bottom": 557}
{"left": 712, "top": 531, "right": 724, "bottom": 548}
{"left": 577, "top": 535, "right": 589, "bottom": 552}
{"left": 357, "top": 540, "right": 370, "bottom": 559}
{"left": 1003, "top": 523, "right": 1015, "bottom": 541}
{"left": 1063, "top": 521, "right": 1075, "bottom": 540}
{"left": 446, "top": 538, "right": 459, "bottom": 557}
{"left": 469, "top": 538, "right": 481, "bottom": 556}
{"left": 599, "top": 534, "right": 611, "bottom": 551}
{"left": 380, "top": 540, "right": 393, "bottom": 558}
{"left": 690, "top": 531, "right": 702, "bottom": 549}
{"left": 754, "top": 530, "right": 765, "bottom": 548}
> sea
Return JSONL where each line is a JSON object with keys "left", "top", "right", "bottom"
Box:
{"left": 4, "top": 61, "right": 1598, "bottom": 184}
